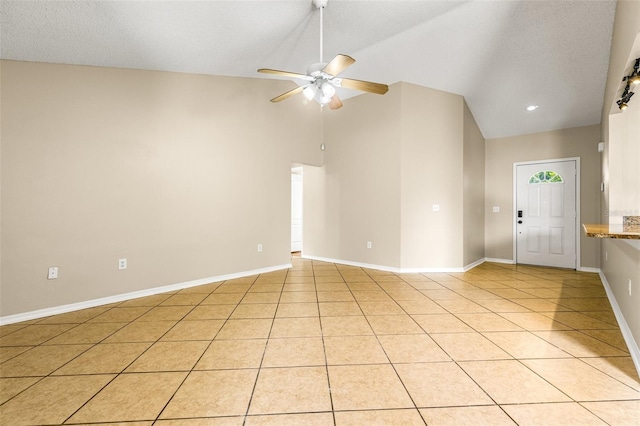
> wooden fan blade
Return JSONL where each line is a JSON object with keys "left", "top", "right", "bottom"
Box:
{"left": 329, "top": 94, "right": 343, "bottom": 110}
{"left": 258, "top": 68, "right": 313, "bottom": 81}
{"left": 270, "top": 85, "right": 305, "bottom": 103}
{"left": 322, "top": 54, "right": 355, "bottom": 76}
{"left": 339, "top": 78, "right": 388, "bottom": 95}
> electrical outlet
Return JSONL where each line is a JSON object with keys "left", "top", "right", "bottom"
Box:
{"left": 629, "top": 279, "right": 632, "bottom": 296}
{"left": 367, "top": 241, "right": 372, "bottom": 249}
{"left": 47, "top": 266, "right": 58, "bottom": 280}
{"left": 492, "top": 206, "right": 500, "bottom": 213}
{"left": 432, "top": 204, "right": 440, "bottom": 212}
{"left": 257, "top": 244, "right": 263, "bottom": 252}
{"left": 118, "top": 258, "right": 127, "bottom": 270}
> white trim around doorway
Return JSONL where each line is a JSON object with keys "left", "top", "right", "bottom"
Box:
{"left": 512, "top": 157, "right": 581, "bottom": 270}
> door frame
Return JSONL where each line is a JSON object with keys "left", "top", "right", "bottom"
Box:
{"left": 512, "top": 157, "right": 581, "bottom": 269}
{"left": 291, "top": 166, "right": 303, "bottom": 253}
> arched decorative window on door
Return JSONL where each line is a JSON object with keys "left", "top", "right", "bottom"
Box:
{"left": 528, "top": 170, "right": 564, "bottom": 184}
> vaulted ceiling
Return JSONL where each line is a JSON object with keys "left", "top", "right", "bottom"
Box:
{"left": 0, "top": 0, "right": 617, "bottom": 139}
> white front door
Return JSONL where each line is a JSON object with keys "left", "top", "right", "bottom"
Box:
{"left": 291, "top": 170, "right": 303, "bottom": 252}
{"left": 515, "top": 160, "right": 576, "bottom": 269}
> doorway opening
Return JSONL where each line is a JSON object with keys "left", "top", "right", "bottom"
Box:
{"left": 291, "top": 166, "right": 303, "bottom": 254}
{"left": 513, "top": 158, "right": 580, "bottom": 269}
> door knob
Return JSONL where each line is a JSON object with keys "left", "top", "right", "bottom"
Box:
{"left": 518, "top": 220, "right": 523, "bottom": 224}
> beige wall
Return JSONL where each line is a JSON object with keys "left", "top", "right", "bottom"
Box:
{"left": 305, "top": 82, "right": 482, "bottom": 271}
{"left": 305, "top": 83, "right": 403, "bottom": 267}
{"left": 603, "top": 101, "right": 640, "bottom": 352}
{"left": 599, "top": 0, "right": 640, "bottom": 350}
{"left": 463, "top": 102, "right": 486, "bottom": 266}
{"left": 608, "top": 85, "right": 640, "bottom": 223}
{"left": 399, "top": 83, "right": 464, "bottom": 269}
{"left": 484, "top": 125, "right": 602, "bottom": 268}
{"left": 601, "top": 238, "right": 640, "bottom": 348}
{"left": 0, "top": 62, "right": 3, "bottom": 296}
{"left": 0, "top": 60, "right": 323, "bottom": 317}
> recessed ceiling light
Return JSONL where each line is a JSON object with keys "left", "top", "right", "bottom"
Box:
{"left": 526, "top": 105, "right": 539, "bottom": 111}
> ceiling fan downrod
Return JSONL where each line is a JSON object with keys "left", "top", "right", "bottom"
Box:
{"left": 314, "top": 0, "right": 328, "bottom": 64}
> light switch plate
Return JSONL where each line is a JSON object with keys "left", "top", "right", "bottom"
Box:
{"left": 48, "top": 266, "right": 58, "bottom": 280}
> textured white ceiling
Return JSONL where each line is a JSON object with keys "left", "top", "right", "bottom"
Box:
{"left": 0, "top": 0, "right": 617, "bottom": 139}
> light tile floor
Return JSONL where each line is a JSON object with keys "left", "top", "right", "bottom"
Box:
{"left": 1, "top": 259, "right": 639, "bottom": 425}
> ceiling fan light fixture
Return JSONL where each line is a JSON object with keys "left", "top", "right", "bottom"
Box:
{"left": 303, "top": 85, "right": 318, "bottom": 100}
{"left": 321, "top": 82, "right": 335, "bottom": 97}
{"left": 313, "top": 90, "right": 331, "bottom": 106}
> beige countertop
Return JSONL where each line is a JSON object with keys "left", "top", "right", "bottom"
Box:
{"left": 582, "top": 223, "right": 640, "bottom": 240}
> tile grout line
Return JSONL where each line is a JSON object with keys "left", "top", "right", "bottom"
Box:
{"left": 61, "top": 284, "right": 221, "bottom": 424}
{"left": 151, "top": 277, "right": 250, "bottom": 424}
{"left": 1, "top": 303, "right": 158, "bottom": 414}
{"left": 361, "top": 269, "right": 432, "bottom": 425}
{"left": 313, "top": 258, "right": 338, "bottom": 426}
{"left": 241, "top": 268, "right": 287, "bottom": 425}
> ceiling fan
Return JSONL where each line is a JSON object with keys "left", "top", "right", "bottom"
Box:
{"left": 257, "top": 0, "right": 388, "bottom": 110}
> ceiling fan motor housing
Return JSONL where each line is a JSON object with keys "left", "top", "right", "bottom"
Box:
{"left": 307, "top": 62, "right": 328, "bottom": 77}
{"left": 312, "top": 0, "right": 328, "bottom": 9}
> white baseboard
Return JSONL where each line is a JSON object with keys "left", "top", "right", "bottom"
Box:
{"left": 484, "top": 257, "right": 515, "bottom": 264}
{"left": 301, "top": 255, "right": 486, "bottom": 273}
{"left": 481, "top": 257, "right": 597, "bottom": 274}
{"left": 302, "top": 255, "right": 403, "bottom": 272}
{"left": 0, "top": 263, "right": 292, "bottom": 326}
{"left": 599, "top": 271, "right": 640, "bottom": 377}
{"left": 463, "top": 258, "right": 486, "bottom": 271}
